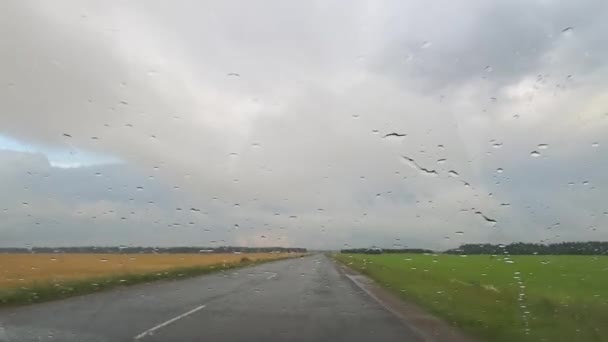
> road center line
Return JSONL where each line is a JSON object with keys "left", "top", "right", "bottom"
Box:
{"left": 133, "top": 304, "right": 207, "bottom": 340}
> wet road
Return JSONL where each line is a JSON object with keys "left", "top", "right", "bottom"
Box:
{"left": 0, "top": 255, "right": 423, "bottom": 342}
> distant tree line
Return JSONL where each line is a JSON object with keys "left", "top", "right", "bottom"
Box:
{"left": 340, "top": 248, "right": 433, "bottom": 254}
{"left": 0, "top": 246, "right": 307, "bottom": 254}
{"left": 445, "top": 241, "right": 608, "bottom": 255}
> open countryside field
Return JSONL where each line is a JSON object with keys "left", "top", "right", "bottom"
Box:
{"left": 335, "top": 253, "right": 608, "bottom": 342}
{"left": 0, "top": 253, "right": 295, "bottom": 305}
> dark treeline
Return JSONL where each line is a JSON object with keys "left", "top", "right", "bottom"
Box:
{"left": 341, "top": 248, "right": 433, "bottom": 254}
{"left": 0, "top": 246, "right": 307, "bottom": 254}
{"left": 341, "top": 242, "right": 608, "bottom": 255}
{"left": 445, "top": 241, "right": 608, "bottom": 255}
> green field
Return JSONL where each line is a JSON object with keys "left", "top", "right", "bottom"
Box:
{"left": 335, "top": 253, "right": 608, "bottom": 342}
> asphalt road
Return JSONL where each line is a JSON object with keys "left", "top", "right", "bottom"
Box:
{"left": 0, "top": 255, "right": 423, "bottom": 342}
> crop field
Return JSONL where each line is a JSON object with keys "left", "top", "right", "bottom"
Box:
{"left": 335, "top": 253, "right": 608, "bottom": 342}
{"left": 0, "top": 253, "right": 294, "bottom": 305}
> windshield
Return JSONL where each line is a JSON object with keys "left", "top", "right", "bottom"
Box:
{"left": 1, "top": 1, "right": 607, "bottom": 341}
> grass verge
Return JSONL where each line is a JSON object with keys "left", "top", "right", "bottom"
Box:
{"left": 334, "top": 253, "right": 608, "bottom": 342}
{"left": 0, "top": 255, "right": 298, "bottom": 307}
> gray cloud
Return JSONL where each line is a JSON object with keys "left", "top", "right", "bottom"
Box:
{"left": 1, "top": 0, "right": 607, "bottom": 250}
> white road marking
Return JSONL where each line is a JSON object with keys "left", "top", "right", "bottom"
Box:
{"left": 133, "top": 304, "right": 206, "bottom": 340}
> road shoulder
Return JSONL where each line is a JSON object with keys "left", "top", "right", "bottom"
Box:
{"left": 332, "top": 257, "right": 477, "bottom": 342}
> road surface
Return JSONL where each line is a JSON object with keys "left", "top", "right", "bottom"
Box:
{"left": 0, "top": 255, "right": 423, "bottom": 342}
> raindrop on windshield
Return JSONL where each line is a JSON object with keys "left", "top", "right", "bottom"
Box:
{"left": 420, "top": 41, "right": 432, "bottom": 49}
{"left": 382, "top": 132, "right": 407, "bottom": 140}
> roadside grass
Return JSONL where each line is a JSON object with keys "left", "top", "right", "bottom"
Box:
{"left": 0, "top": 254, "right": 300, "bottom": 307}
{"left": 335, "top": 253, "right": 608, "bottom": 342}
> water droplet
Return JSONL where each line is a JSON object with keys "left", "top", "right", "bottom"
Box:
{"left": 492, "top": 143, "right": 503, "bottom": 149}
{"left": 62, "top": 133, "right": 72, "bottom": 138}
{"left": 136, "top": 186, "right": 144, "bottom": 191}
{"left": 382, "top": 132, "right": 407, "bottom": 140}
{"left": 420, "top": 41, "right": 432, "bottom": 49}
{"left": 530, "top": 151, "right": 541, "bottom": 157}
{"left": 591, "top": 142, "right": 599, "bottom": 147}
{"left": 537, "top": 144, "right": 549, "bottom": 150}
{"left": 561, "top": 26, "right": 574, "bottom": 33}
{"left": 402, "top": 156, "right": 438, "bottom": 176}
{"left": 475, "top": 211, "right": 497, "bottom": 225}
{"left": 227, "top": 72, "right": 240, "bottom": 77}
{"left": 455, "top": 231, "right": 464, "bottom": 236}
{"left": 496, "top": 168, "right": 504, "bottom": 173}
{"left": 448, "top": 170, "right": 460, "bottom": 177}
{"left": 485, "top": 65, "right": 493, "bottom": 73}
{"left": 351, "top": 114, "right": 360, "bottom": 119}
{"left": 437, "top": 158, "right": 447, "bottom": 164}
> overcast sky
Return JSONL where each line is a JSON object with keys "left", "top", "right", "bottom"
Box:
{"left": 1, "top": 0, "right": 607, "bottom": 250}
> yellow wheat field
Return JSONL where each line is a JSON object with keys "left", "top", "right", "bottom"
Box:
{"left": 0, "top": 253, "right": 291, "bottom": 289}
